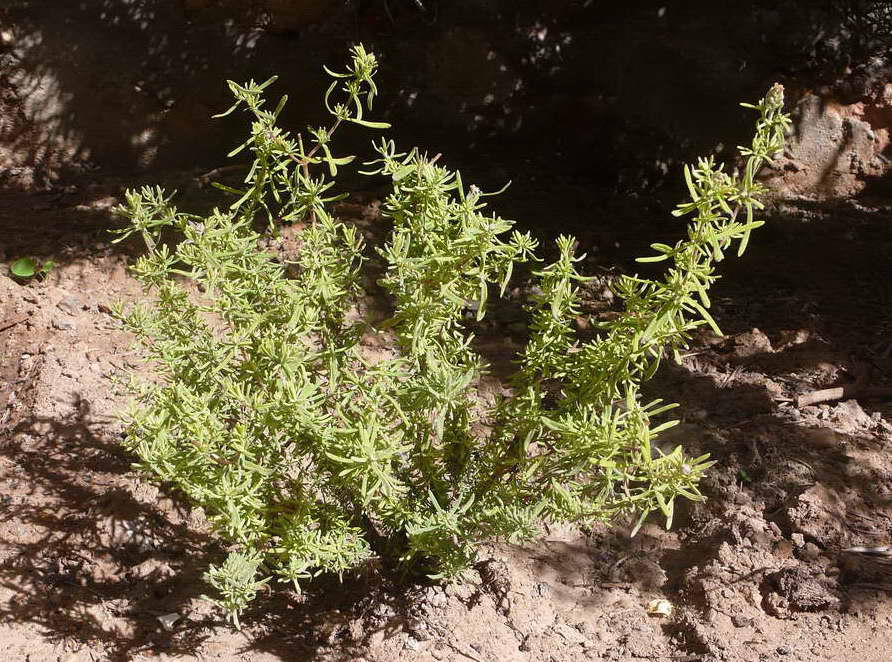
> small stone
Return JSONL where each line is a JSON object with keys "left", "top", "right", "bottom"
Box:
{"left": 407, "top": 618, "right": 429, "bottom": 639}
{"left": 733, "top": 328, "right": 773, "bottom": 358}
{"left": 645, "top": 599, "right": 673, "bottom": 617}
{"left": 157, "top": 612, "right": 180, "bottom": 631}
{"left": 404, "top": 636, "right": 422, "bottom": 651}
{"left": 832, "top": 399, "right": 873, "bottom": 430}
{"left": 57, "top": 296, "right": 82, "bottom": 315}
{"left": 731, "top": 614, "right": 754, "bottom": 628}
{"left": 777, "top": 645, "right": 791, "bottom": 655}
{"left": 97, "top": 303, "right": 112, "bottom": 314}
{"left": 52, "top": 319, "right": 74, "bottom": 330}
{"left": 774, "top": 539, "right": 795, "bottom": 559}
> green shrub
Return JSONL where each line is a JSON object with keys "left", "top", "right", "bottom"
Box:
{"left": 112, "top": 46, "right": 789, "bottom": 626}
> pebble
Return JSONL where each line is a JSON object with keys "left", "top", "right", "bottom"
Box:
{"left": 157, "top": 612, "right": 181, "bottom": 631}
{"left": 731, "top": 614, "right": 754, "bottom": 628}
{"left": 408, "top": 618, "right": 430, "bottom": 640}
{"left": 56, "top": 295, "right": 82, "bottom": 315}
{"left": 52, "top": 319, "right": 74, "bottom": 330}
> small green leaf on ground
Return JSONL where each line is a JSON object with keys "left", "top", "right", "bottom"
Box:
{"left": 10, "top": 257, "right": 38, "bottom": 278}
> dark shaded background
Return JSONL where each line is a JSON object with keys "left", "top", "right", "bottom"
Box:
{"left": 2, "top": 0, "right": 889, "bottom": 198}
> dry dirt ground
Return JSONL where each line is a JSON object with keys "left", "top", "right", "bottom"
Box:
{"left": 4, "top": 2, "right": 892, "bottom": 660}
{"left": 1, "top": 167, "right": 892, "bottom": 662}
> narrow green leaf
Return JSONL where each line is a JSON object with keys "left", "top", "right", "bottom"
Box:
{"left": 348, "top": 117, "right": 392, "bottom": 129}
{"left": 689, "top": 299, "right": 722, "bottom": 336}
{"left": 683, "top": 164, "right": 698, "bottom": 201}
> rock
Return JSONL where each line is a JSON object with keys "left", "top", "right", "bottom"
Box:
{"left": 56, "top": 295, "right": 82, "bottom": 315}
{"left": 840, "top": 546, "right": 892, "bottom": 582}
{"left": 52, "top": 318, "right": 74, "bottom": 330}
{"left": 765, "top": 566, "right": 840, "bottom": 613}
{"left": 770, "top": 93, "right": 887, "bottom": 199}
{"left": 157, "top": 612, "right": 181, "bottom": 631}
{"left": 732, "top": 328, "right": 772, "bottom": 359}
{"left": 731, "top": 614, "right": 754, "bottom": 628}
{"left": 831, "top": 399, "right": 873, "bottom": 431}
{"left": 119, "top": 518, "right": 160, "bottom": 554}
{"left": 129, "top": 559, "right": 174, "bottom": 581}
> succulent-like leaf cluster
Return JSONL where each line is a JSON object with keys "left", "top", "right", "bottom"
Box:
{"left": 112, "top": 47, "right": 789, "bottom": 625}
